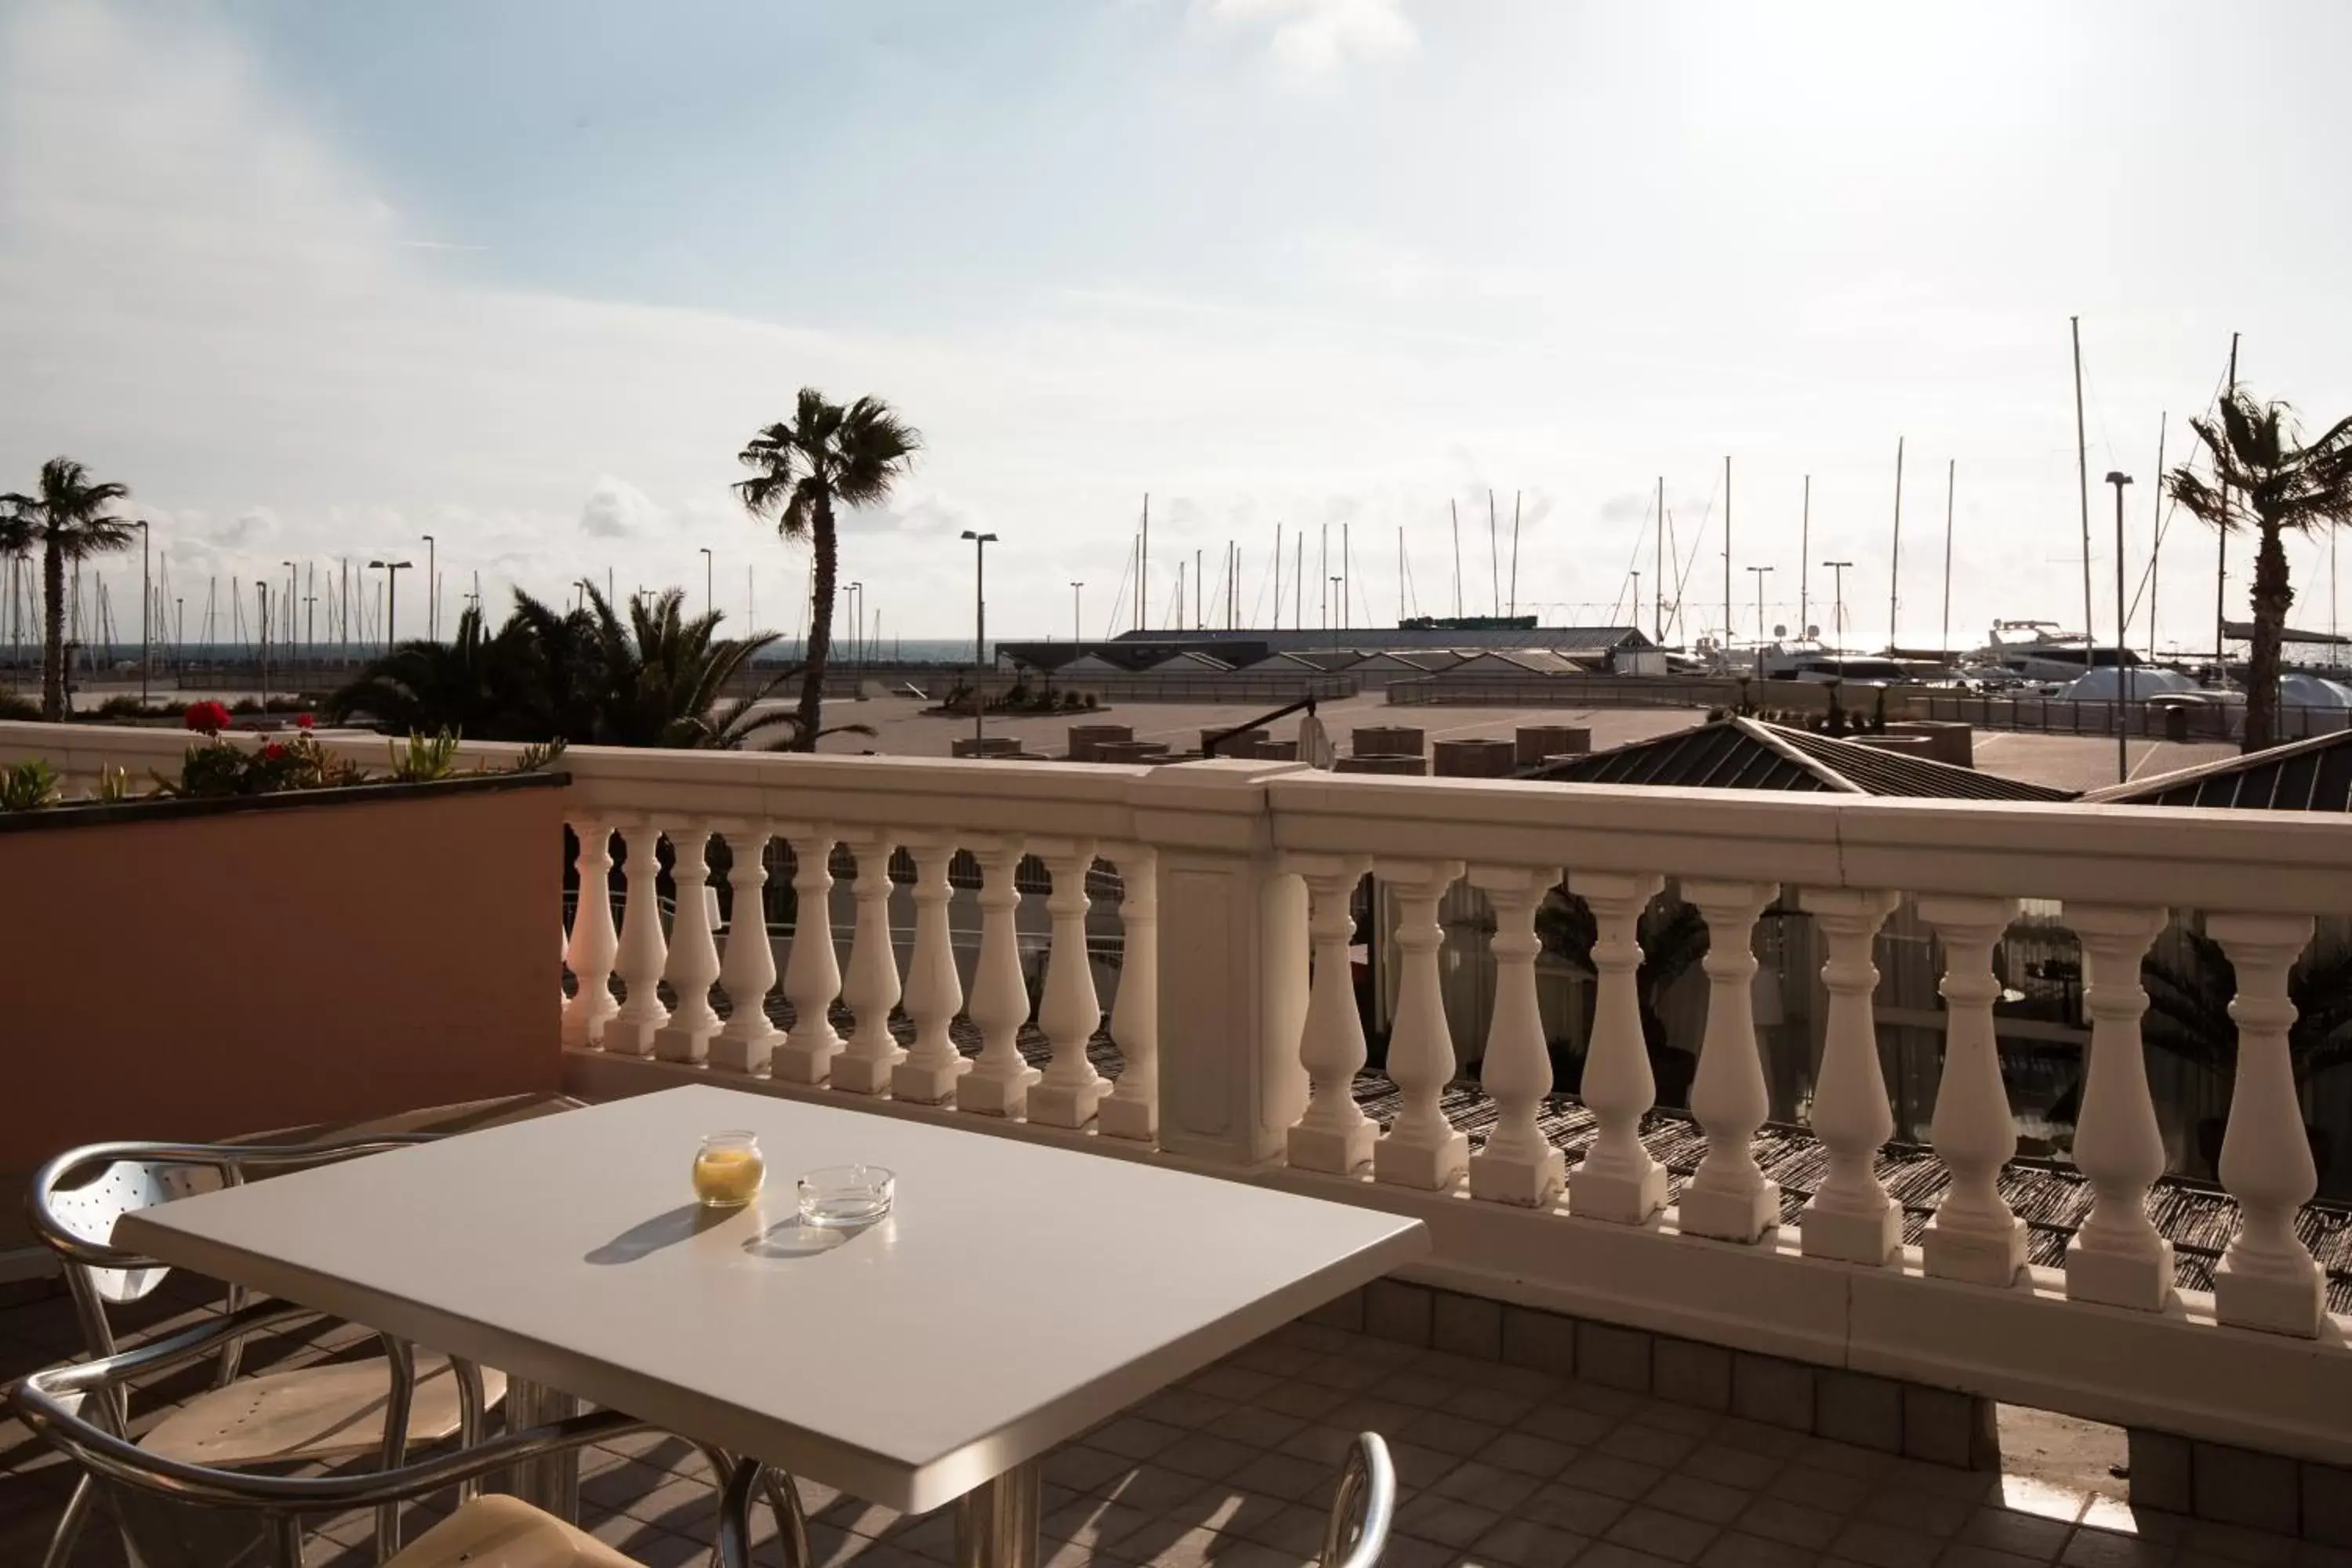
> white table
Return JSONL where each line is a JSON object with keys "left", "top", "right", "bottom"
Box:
{"left": 117, "top": 1084, "right": 1427, "bottom": 1566}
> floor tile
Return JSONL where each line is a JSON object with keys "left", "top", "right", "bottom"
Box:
{"left": 1606, "top": 1504, "right": 1722, "bottom": 1563}
{"left": 1648, "top": 1474, "right": 1755, "bottom": 1526}
{"left": 1468, "top": 1516, "right": 1592, "bottom": 1568}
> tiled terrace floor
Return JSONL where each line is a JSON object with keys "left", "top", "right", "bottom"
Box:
{"left": 3, "top": 1273, "right": 2338, "bottom": 1568}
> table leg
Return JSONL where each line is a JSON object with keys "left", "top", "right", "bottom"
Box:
{"left": 503, "top": 1378, "right": 583, "bottom": 1522}
{"left": 955, "top": 1461, "right": 1040, "bottom": 1568}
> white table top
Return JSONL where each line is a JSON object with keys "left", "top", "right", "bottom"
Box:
{"left": 117, "top": 1085, "right": 1426, "bottom": 1511}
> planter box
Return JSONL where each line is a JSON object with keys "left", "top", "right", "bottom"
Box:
{"left": 0, "top": 773, "right": 565, "bottom": 1242}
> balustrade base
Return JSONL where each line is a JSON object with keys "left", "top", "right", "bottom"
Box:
{"left": 1923, "top": 1218, "right": 2027, "bottom": 1288}
{"left": 2215, "top": 1258, "right": 2326, "bottom": 1338}
{"left": 559, "top": 1010, "right": 615, "bottom": 1052}
{"left": 1570, "top": 1160, "right": 1667, "bottom": 1225}
{"left": 2063, "top": 1237, "right": 2175, "bottom": 1312}
{"left": 706, "top": 1028, "right": 782, "bottom": 1076}
{"left": 831, "top": 1053, "right": 906, "bottom": 1096}
{"left": 1098, "top": 1094, "right": 1156, "bottom": 1142}
{"left": 1677, "top": 1178, "right": 1780, "bottom": 1244}
{"left": 1374, "top": 1131, "right": 1468, "bottom": 1192}
{"left": 1468, "top": 1147, "right": 1566, "bottom": 1208}
{"left": 651, "top": 1022, "right": 717, "bottom": 1065}
{"left": 891, "top": 1058, "right": 970, "bottom": 1106}
{"left": 1799, "top": 1201, "right": 1900, "bottom": 1265}
{"left": 1289, "top": 1121, "right": 1377, "bottom": 1177}
{"left": 602, "top": 1018, "right": 664, "bottom": 1058}
{"left": 772, "top": 1041, "right": 842, "bottom": 1086}
{"left": 1029, "top": 1080, "right": 1107, "bottom": 1129}
{"left": 957, "top": 1071, "right": 1033, "bottom": 1119}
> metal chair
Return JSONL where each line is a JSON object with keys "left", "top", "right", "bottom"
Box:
{"left": 5, "top": 1310, "right": 783, "bottom": 1567}
{"left": 1321, "top": 1432, "right": 1396, "bottom": 1568}
{"left": 25, "top": 1136, "right": 505, "bottom": 1566}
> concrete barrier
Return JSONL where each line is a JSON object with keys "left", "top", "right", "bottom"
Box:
{"left": 1432, "top": 739, "right": 1517, "bottom": 778}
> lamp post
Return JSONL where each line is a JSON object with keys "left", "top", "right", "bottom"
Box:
{"left": 2106, "top": 470, "right": 2134, "bottom": 783}
{"left": 133, "top": 521, "right": 150, "bottom": 706}
{"left": 1746, "top": 564, "right": 1774, "bottom": 680}
{"left": 1327, "top": 575, "right": 1342, "bottom": 652}
{"left": 367, "top": 559, "right": 411, "bottom": 655}
{"left": 1070, "top": 581, "right": 1084, "bottom": 644}
{"left": 700, "top": 547, "right": 713, "bottom": 622}
{"left": 848, "top": 582, "right": 864, "bottom": 670}
{"left": 1823, "top": 561, "right": 1853, "bottom": 676}
{"left": 281, "top": 561, "right": 296, "bottom": 671}
{"left": 256, "top": 579, "right": 270, "bottom": 709}
{"left": 421, "top": 535, "right": 436, "bottom": 641}
{"left": 960, "top": 530, "right": 998, "bottom": 747}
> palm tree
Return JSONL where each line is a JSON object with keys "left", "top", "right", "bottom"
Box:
{"left": 0, "top": 458, "right": 136, "bottom": 720}
{"left": 2165, "top": 390, "right": 2352, "bottom": 751}
{"left": 0, "top": 503, "right": 33, "bottom": 687}
{"left": 320, "top": 604, "right": 538, "bottom": 737}
{"left": 735, "top": 390, "right": 921, "bottom": 750}
{"left": 578, "top": 586, "right": 808, "bottom": 750}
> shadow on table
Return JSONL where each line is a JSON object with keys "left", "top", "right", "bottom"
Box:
{"left": 742, "top": 1216, "right": 887, "bottom": 1260}
{"left": 585, "top": 1203, "right": 735, "bottom": 1265}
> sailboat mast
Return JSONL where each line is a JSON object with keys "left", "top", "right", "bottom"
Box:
{"left": 1450, "top": 501, "right": 1463, "bottom": 618}
{"left": 1274, "top": 523, "right": 1283, "bottom": 630}
{"left": 2216, "top": 332, "right": 2238, "bottom": 673}
{"left": 2071, "top": 317, "right": 2092, "bottom": 649}
{"left": 1486, "top": 490, "right": 1500, "bottom": 617}
{"left": 1508, "top": 491, "right": 1522, "bottom": 619}
{"left": 1396, "top": 526, "right": 1405, "bottom": 622}
{"left": 1654, "top": 476, "right": 1665, "bottom": 643}
{"left": 2151, "top": 413, "right": 2166, "bottom": 662}
{"left": 1798, "top": 476, "right": 1811, "bottom": 641}
{"left": 1889, "top": 436, "right": 1905, "bottom": 654}
{"left": 1140, "top": 493, "right": 1150, "bottom": 635}
{"left": 1722, "top": 456, "right": 1733, "bottom": 656}
{"left": 1294, "top": 532, "right": 1304, "bottom": 630}
{"left": 1941, "top": 459, "right": 1955, "bottom": 657}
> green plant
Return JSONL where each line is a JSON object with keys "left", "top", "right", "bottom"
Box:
{"left": 92, "top": 764, "right": 131, "bottom": 802}
{"left": 0, "top": 758, "right": 60, "bottom": 811}
{"left": 0, "top": 456, "right": 136, "bottom": 720}
{"left": 514, "top": 737, "right": 569, "bottom": 773}
{"left": 390, "top": 728, "right": 462, "bottom": 782}
{"left": 155, "top": 731, "right": 366, "bottom": 799}
{"left": 0, "top": 689, "right": 38, "bottom": 720}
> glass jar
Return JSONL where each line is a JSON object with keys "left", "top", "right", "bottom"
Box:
{"left": 691, "top": 1131, "right": 765, "bottom": 1208}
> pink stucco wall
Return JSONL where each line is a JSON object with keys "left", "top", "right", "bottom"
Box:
{"left": 0, "top": 782, "right": 561, "bottom": 1185}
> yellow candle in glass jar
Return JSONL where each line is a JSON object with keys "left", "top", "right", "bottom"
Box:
{"left": 692, "top": 1131, "right": 765, "bottom": 1207}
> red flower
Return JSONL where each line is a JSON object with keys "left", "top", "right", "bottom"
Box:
{"left": 184, "top": 700, "right": 230, "bottom": 735}
{"left": 262, "top": 742, "right": 288, "bottom": 760}
{"left": 295, "top": 713, "right": 315, "bottom": 730}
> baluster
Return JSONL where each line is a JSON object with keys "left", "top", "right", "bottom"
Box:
{"left": 1468, "top": 866, "right": 1565, "bottom": 1206}
{"left": 1098, "top": 846, "right": 1160, "bottom": 1142}
{"left": 2209, "top": 913, "right": 2325, "bottom": 1337}
{"left": 960, "top": 836, "right": 1034, "bottom": 1118}
{"left": 1569, "top": 871, "right": 1668, "bottom": 1223}
{"left": 1917, "top": 895, "right": 2025, "bottom": 1285}
{"left": 773, "top": 827, "right": 844, "bottom": 1084}
{"left": 1796, "top": 887, "right": 1900, "bottom": 1263}
{"left": 2064, "top": 903, "right": 2172, "bottom": 1309}
{"left": 1283, "top": 854, "right": 1376, "bottom": 1173}
{"left": 1371, "top": 858, "right": 1468, "bottom": 1189}
{"left": 652, "top": 822, "right": 722, "bottom": 1063}
{"left": 561, "top": 818, "right": 619, "bottom": 1049}
{"left": 709, "top": 822, "right": 783, "bottom": 1074}
{"left": 1679, "top": 880, "right": 1778, "bottom": 1242}
{"left": 607, "top": 820, "right": 672, "bottom": 1057}
{"left": 1030, "top": 840, "right": 1108, "bottom": 1127}
{"left": 892, "top": 836, "right": 967, "bottom": 1105}
{"left": 831, "top": 834, "right": 907, "bottom": 1094}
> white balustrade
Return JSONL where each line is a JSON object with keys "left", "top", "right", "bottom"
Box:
{"left": 560, "top": 818, "right": 619, "bottom": 1050}
{"left": 891, "top": 835, "right": 968, "bottom": 1105}
{"left": 1372, "top": 858, "right": 1468, "bottom": 1189}
{"left": 832, "top": 834, "right": 906, "bottom": 1095}
{"left": 2064, "top": 902, "right": 2173, "bottom": 1309}
{"left": 1283, "top": 853, "right": 1375, "bottom": 1174}
{"left": 1030, "top": 839, "right": 1108, "bottom": 1128}
{"left": 2209, "top": 913, "right": 2326, "bottom": 1337}
{"left": 1096, "top": 845, "right": 1159, "bottom": 1142}
{"left": 709, "top": 822, "right": 784, "bottom": 1074}
{"left": 1468, "top": 865, "right": 1565, "bottom": 1207}
{"left": 1569, "top": 870, "right": 1667, "bottom": 1223}
{"left": 1678, "top": 880, "right": 1778, "bottom": 1242}
{"left": 1917, "top": 895, "right": 2026, "bottom": 1286}
{"left": 960, "top": 836, "right": 1035, "bottom": 1118}
{"left": 773, "top": 827, "right": 844, "bottom": 1085}
{"left": 1796, "top": 887, "right": 1900, "bottom": 1263}
{"left": 652, "top": 822, "right": 722, "bottom": 1063}
{"left": 606, "top": 820, "right": 672, "bottom": 1057}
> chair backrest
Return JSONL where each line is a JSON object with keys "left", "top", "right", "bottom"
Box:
{"left": 34, "top": 1156, "right": 221, "bottom": 1305}
{"left": 1322, "top": 1432, "right": 1396, "bottom": 1568}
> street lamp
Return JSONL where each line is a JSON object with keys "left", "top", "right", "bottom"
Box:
{"left": 421, "top": 535, "right": 436, "bottom": 641}
{"left": 256, "top": 579, "right": 270, "bottom": 708}
{"left": 1745, "top": 565, "right": 1773, "bottom": 680}
{"left": 1822, "top": 561, "right": 1853, "bottom": 675}
{"left": 700, "top": 547, "right": 713, "bottom": 621}
{"left": 2106, "top": 470, "right": 2134, "bottom": 783}
{"left": 1327, "top": 576, "right": 1342, "bottom": 651}
{"left": 367, "top": 559, "right": 411, "bottom": 654}
{"left": 848, "top": 581, "right": 865, "bottom": 669}
{"left": 960, "top": 530, "right": 998, "bottom": 746}
{"left": 1069, "top": 581, "right": 1084, "bottom": 644}
{"left": 281, "top": 561, "right": 297, "bottom": 669}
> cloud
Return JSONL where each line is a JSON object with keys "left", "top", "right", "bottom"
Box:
{"left": 1196, "top": 0, "right": 1417, "bottom": 76}
{"left": 579, "top": 477, "right": 666, "bottom": 539}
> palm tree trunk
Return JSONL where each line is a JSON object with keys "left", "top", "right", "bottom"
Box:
{"left": 2244, "top": 523, "right": 2294, "bottom": 753}
{"left": 793, "top": 495, "right": 837, "bottom": 752}
{"left": 39, "top": 536, "right": 64, "bottom": 721}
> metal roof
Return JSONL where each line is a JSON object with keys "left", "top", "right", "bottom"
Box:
{"left": 2084, "top": 728, "right": 2352, "bottom": 810}
{"left": 1534, "top": 717, "right": 2074, "bottom": 801}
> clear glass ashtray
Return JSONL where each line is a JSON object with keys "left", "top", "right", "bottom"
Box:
{"left": 797, "top": 1163, "right": 895, "bottom": 1228}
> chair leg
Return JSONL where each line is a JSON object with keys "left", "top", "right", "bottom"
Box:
{"left": 39, "top": 1472, "right": 94, "bottom": 1568}
{"left": 761, "top": 1467, "right": 809, "bottom": 1568}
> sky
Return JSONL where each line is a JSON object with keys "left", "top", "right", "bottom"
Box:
{"left": 4, "top": 0, "right": 2350, "bottom": 653}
